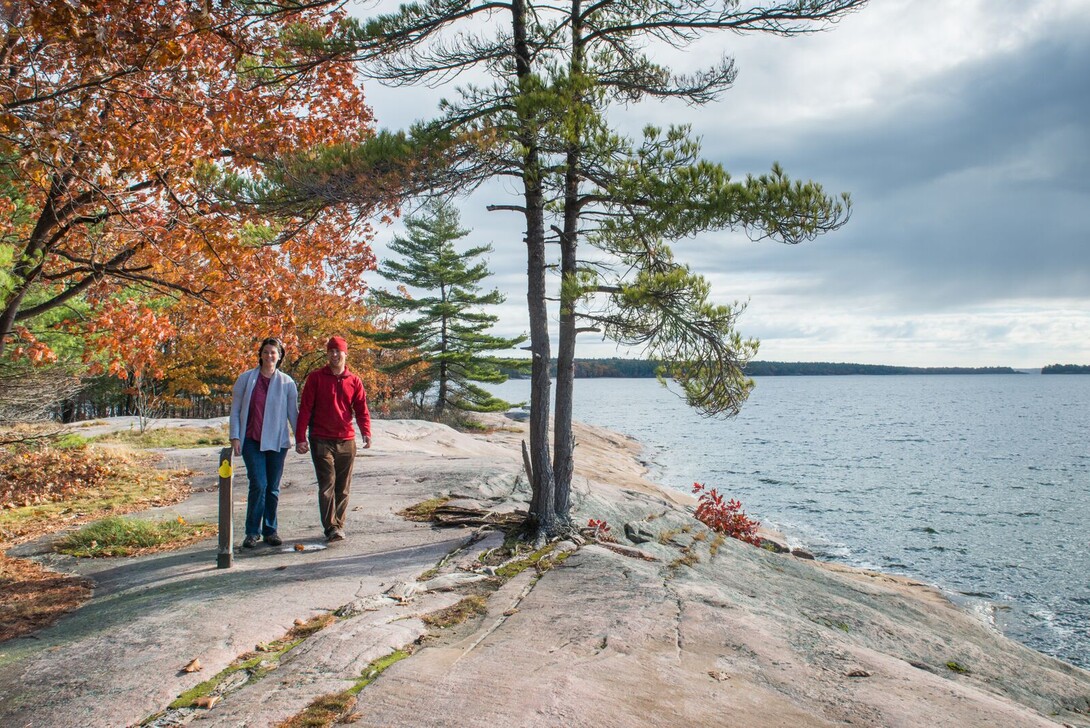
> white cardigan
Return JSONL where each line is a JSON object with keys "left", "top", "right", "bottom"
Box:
{"left": 229, "top": 368, "right": 299, "bottom": 451}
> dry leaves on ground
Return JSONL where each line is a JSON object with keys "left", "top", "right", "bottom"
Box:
{"left": 0, "top": 443, "right": 196, "bottom": 643}
{"left": 0, "top": 553, "right": 93, "bottom": 643}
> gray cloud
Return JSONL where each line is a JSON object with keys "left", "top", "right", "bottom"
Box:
{"left": 687, "top": 13, "right": 1090, "bottom": 315}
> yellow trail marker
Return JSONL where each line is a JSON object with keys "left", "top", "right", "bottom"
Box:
{"left": 217, "top": 447, "right": 233, "bottom": 568}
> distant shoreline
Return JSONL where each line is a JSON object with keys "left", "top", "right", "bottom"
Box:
{"left": 741, "top": 361, "right": 1022, "bottom": 376}
{"left": 502, "top": 358, "right": 1090, "bottom": 378}
{"left": 515, "top": 359, "right": 1028, "bottom": 378}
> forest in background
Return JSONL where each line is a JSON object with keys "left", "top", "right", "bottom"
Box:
{"left": 508, "top": 358, "right": 1031, "bottom": 378}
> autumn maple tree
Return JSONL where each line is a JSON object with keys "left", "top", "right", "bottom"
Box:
{"left": 0, "top": 1, "right": 395, "bottom": 378}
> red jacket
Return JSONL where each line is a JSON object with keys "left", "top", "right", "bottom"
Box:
{"left": 297, "top": 365, "right": 371, "bottom": 441}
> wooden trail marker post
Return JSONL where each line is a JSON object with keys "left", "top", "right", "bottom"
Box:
{"left": 217, "top": 446, "right": 233, "bottom": 568}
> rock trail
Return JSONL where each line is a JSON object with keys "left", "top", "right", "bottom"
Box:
{"left": 0, "top": 415, "right": 1087, "bottom": 727}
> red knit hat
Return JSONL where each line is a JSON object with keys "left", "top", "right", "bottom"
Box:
{"left": 326, "top": 336, "right": 348, "bottom": 351}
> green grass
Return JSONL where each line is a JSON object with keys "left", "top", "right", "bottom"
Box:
{"left": 397, "top": 496, "right": 451, "bottom": 522}
{"left": 91, "top": 425, "right": 229, "bottom": 449}
{"left": 163, "top": 614, "right": 337, "bottom": 715}
{"left": 55, "top": 516, "right": 216, "bottom": 557}
{"left": 494, "top": 543, "right": 560, "bottom": 579}
{"left": 167, "top": 655, "right": 266, "bottom": 711}
{"left": 278, "top": 692, "right": 357, "bottom": 728}
{"left": 54, "top": 433, "right": 90, "bottom": 449}
{"left": 278, "top": 649, "right": 411, "bottom": 727}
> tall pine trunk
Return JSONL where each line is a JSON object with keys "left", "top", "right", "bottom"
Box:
{"left": 512, "top": 0, "right": 557, "bottom": 538}
{"left": 553, "top": 0, "right": 585, "bottom": 525}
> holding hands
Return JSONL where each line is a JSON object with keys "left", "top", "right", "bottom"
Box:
{"left": 296, "top": 441, "right": 309, "bottom": 455}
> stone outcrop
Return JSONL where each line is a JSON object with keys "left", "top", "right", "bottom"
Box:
{"left": 1, "top": 415, "right": 1087, "bottom": 727}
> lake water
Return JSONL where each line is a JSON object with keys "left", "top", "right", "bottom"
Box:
{"left": 488, "top": 375, "right": 1090, "bottom": 669}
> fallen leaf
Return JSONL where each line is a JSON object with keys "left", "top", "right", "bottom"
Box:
{"left": 194, "top": 695, "right": 219, "bottom": 709}
{"left": 183, "top": 658, "right": 202, "bottom": 673}
{"left": 255, "top": 642, "right": 270, "bottom": 652}
{"left": 294, "top": 543, "right": 305, "bottom": 552}
{"left": 846, "top": 669, "right": 871, "bottom": 678}
{"left": 502, "top": 608, "right": 519, "bottom": 616}
{"left": 708, "top": 670, "right": 731, "bottom": 682}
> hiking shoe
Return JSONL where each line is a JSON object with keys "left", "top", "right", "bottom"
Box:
{"left": 242, "top": 536, "right": 258, "bottom": 549}
{"left": 264, "top": 533, "right": 282, "bottom": 547}
{"left": 327, "top": 530, "right": 345, "bottom": 543}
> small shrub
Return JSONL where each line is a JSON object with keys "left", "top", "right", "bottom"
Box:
{"left": 691, "top": 483, "right": 761, "bottom": 546}
{"left": 586, "top": 518, "right": 613, "bottom": 541}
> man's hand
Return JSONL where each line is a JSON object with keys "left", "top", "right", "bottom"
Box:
{"left": 296, "top": 441, "right": 309, "bottom": 455}
{"left": 231, "top": 438, "right": 241, "bottom": 456}
{"left": 363, "top": 436, "right": 372, "bottom": 449}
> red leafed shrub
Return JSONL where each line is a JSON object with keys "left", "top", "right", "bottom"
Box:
{"left": 586, "top": 518, "right": 614, "bottom": 541}
{"left": 691, "top": 482, "right": 762, "bottom": 546}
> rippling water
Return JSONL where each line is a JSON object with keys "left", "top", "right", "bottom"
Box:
{"left": 489, "top": 374, "right": 1090, "bottom": 668}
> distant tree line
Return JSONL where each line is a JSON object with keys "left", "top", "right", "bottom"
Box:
{"left": 1042, "top": 364, "right": 1090, "bottom": 374}
{"left": 742, "top": 361, "right": 1019, "bottom": 376}
{"left": 502, "top": 359, "right": 1021, "bottom": 378}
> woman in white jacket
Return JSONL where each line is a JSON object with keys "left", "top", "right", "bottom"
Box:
{"left": 229, "top": 338, "right": 298, "bottom": 549}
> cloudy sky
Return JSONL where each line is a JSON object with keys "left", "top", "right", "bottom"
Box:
{"left": 358, "top": 0, "right": 1090, "bottom": 368}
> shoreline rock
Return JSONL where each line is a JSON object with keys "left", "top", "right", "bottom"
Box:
{"left": 0, "top": 415, "right": 1086, "bottom": 727}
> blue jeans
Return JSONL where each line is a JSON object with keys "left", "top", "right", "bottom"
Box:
{"left": 241, "top": 438, "right": 287, "bottom": 538}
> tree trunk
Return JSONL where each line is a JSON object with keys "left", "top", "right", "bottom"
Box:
{"left": 554, "top": 152, "right": 579, "bottom": 523}
{"left": 553, "top": 0, "right": 585, "bottom": 525}
{"left": 0, "top": 173, "right": 69, "bottom": 357}
{"left": 513, "top": 0, "right": 556, "bottom": 538}
{"left": 436, "top": 286, "right": 449, "bottom": 418}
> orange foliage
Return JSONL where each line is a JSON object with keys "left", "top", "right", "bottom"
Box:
{"left": 0, "top": 1, "right": 393, "bottom": 377}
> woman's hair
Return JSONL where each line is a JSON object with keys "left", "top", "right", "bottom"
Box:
{"left": 257, "top": 337, "right": 285, "bottom": 368}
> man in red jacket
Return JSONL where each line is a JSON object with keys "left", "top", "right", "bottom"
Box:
{"left": 296, "top": 336, "right": 372, "bottom": 542}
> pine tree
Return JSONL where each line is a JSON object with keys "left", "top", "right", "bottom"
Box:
{"left": 369, "top": 200, "right": 526, "bottom": 417}
{"left": 273, "top": 0, "right": 865, "bottom": 539}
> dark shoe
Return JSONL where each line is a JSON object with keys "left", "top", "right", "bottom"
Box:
{"left": 242, "top": 536, "right": 258, "bottom": 549}
{"left": 264, "top": 533, "right": 282, "bottom": 547}
{"left": 327, "top": 530, "right": 345, "bottom": 543}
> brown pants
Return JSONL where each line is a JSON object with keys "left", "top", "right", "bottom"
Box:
{"left": 309, "top": 437, "right": 356, "bottom": 535}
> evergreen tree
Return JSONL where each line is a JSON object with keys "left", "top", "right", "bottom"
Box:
{"left": 274, "top": 0, "right": 865, "bottom": 539}
{"left": 368, "top": 200, "right": 525, "bottom": 417}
